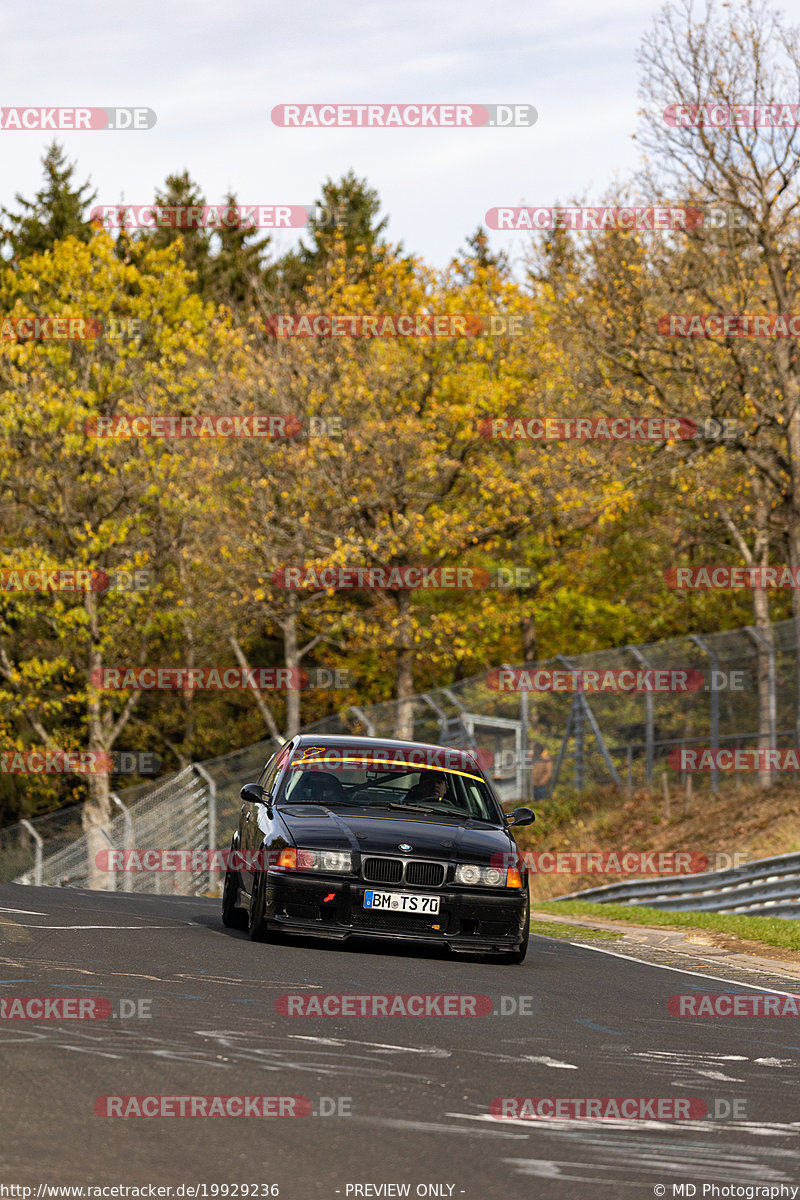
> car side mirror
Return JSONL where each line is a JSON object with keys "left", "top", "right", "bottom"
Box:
{"left": 508, "top": 806, "right": 535, "bottom": 827}
{"left": 240, "top": 783, "right": 265, "bottom": 805}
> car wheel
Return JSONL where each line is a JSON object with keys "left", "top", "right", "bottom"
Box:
{"left": 248, "top": 869, "right": 272, "bottom": 942}
{"left": 221, "top": 852, "right": 247, "bottom": 930}
{"left": 503, "top": 895, "right": 530, "bottom": 964}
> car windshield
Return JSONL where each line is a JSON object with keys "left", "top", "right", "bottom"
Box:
{"left": 276, "top": 746, "right": 500, "bottom": 823}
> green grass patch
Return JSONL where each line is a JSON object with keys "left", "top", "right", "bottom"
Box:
{"left": 529, "top": 918, "right": 624, "bottom": 942}
{"left": 535, "top": 900, "right": 800, "bottom": 953}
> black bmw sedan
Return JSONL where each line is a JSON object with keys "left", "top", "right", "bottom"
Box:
{"left": 221, "top": 734, "right": 535, "bottom": 963}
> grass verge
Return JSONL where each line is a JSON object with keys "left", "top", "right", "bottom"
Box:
{"left": 529, "top": 918, "right": 623, "bottom": 941}
{"left": 534, "top": 900, "right": 800, "bottom": 953}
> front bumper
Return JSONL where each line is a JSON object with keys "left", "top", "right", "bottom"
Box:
{"left": 261, "top": 871, "right": 527, "bottom": 951}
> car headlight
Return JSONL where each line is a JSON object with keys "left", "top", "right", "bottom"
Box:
{"left": 455, "top": 863, "right": 510, "bottom": 887}
{"left": 296, "top": 848, "right": 352, "bottom": 873}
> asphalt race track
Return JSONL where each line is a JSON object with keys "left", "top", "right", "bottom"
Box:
{"left": 1, "top": 885, "right": 799, "bottom": 1199}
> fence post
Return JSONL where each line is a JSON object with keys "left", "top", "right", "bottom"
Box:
{"left": 20, "top": 820, "right": 42, "bottom": 888}
{"left": 743, "top": 628, "right": 777, "bottom": 787}
{"left": 627, "top": 645, "right": 654, "bottom": 787}
{"left": 574, "top": 693, "right": 585, "bottom": 792}
{"left": 520, "top": 688, "right": 531, "bottom": 803}
{"left": 193, "top": 763, "right": 217, "bottom": 897}
{"left": 348, "top": 706, "right": 376, "bottom": 737}
{"left": 690, "top": 634, "right": 719, "bottom": 796}
{"left": 110, "top": 793, "right": 132, "bottom": 893}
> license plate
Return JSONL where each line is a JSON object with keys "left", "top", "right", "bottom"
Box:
{"left": 363, "top": 890, "right": 440, "bottom": 914}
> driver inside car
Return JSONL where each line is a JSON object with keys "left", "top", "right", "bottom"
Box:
{"left": 405, "top": 770, "right": 448, "bottom": 805}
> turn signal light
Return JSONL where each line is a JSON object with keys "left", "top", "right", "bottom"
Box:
{"left": 506, "top": 868, "right": 523, "bottom": 888}
{"left": 276, "top": 848, "right": 297, "bottom": 869}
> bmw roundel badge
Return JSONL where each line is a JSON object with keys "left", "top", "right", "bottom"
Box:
{"left": 398, "top": 843, "right": 412, "bottom": 852}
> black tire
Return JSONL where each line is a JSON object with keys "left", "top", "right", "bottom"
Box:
{"left": 503, "top": 894, "right": 530, "bottom": 964}
{"left": 248, "top": 869, "right": 272, "bottom": 942}
{"left": 221, "top": 855, "right": 247, "bottom": 930}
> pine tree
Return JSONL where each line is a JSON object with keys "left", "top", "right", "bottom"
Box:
{"left": 206, "top": 193, "right": 271, "bottom": 311}
{"left": 143, "top": 171, "right": 212, "bottom": 292}
{"left": 1, "top": 142, "right": 96, "bottom": 260}
{"left": 462, "top": 226, "right": 509, "bottom": 274}
{"left": 279, "top": 172, "right": 393, "bottom": 296}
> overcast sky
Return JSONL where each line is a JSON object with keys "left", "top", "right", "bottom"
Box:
{"left": 5, "top": 0, "right": 800, "bottom": 270}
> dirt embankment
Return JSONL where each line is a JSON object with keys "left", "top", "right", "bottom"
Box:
{"left": 515, "top": 778, "right": 800, "bottom": 904}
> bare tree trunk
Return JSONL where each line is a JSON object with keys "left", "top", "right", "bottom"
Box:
{"left": 789, "top": 433, "right": 800, "bottom": 750}
{"left": 522, "top": 612, "right": 537, "bottom": 665}
{"left": 84, "top": 597, "right": 114, "bottom": 890}
{"left": 753, "top": 492, "right": 774, "bottom": 790}
{"left": 721, "top": 499, "right": 772, "bottom": 788}
{"left": 228, "top": 631, "right": 283, "bottom": 742}
{"left": 394, "top": 589, "right": 415, "bottom": 740}
{"left": 282, "top": 605, "right": 301, "bottom": 738}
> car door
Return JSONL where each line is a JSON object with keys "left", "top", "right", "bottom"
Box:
{"left": 241, "top": 744, "right": 293, "bottom": 893}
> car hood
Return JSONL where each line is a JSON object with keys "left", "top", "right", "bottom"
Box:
{"left": 279, "top": 805, "right": 514, "bottom": 864}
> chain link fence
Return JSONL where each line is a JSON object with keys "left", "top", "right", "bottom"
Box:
{"left": 1, "top": 617, "right": 796, "bottom": 894}
{"left": 306, "top": 619, "right": 797, "bottom": 802}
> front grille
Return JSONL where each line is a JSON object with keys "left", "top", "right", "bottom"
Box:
{"left": 363, "top": 857, "right": 403, "bottom": 883}
{"left": 351, "top": 908, "right": 448, "bottom": 934}
{"left": 406, "top": 861, "right": 446, "bottom": 887}
{"left": 361, "top": 856, "right": 446, "bottom": 887}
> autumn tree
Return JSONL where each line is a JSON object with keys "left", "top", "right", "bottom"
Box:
{"left": 0, "top": 231, "right": 242, "bottom": 873}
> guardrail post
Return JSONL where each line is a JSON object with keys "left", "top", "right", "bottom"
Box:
{"left": 193, "top": 763, "right": 217, "bottom": 897}
{"left": 20, "top": 820, "right": 42, "bottom": 888}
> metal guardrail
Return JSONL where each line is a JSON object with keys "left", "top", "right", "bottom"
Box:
{"left": 553, "top": 850, "right": 800, "bottom": 918}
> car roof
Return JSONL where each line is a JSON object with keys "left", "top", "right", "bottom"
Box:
{"left": 289, "top": 734, "right": 485, "bottom": 768}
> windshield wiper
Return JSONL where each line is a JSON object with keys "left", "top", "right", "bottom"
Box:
{"left": 375, "top": 802, "right": 467, "bottom": 816}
